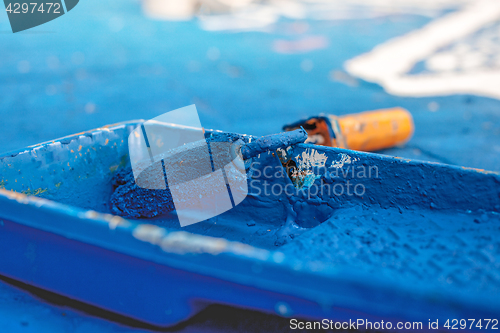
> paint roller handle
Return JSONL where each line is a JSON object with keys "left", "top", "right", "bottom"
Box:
{"left": 283, "top": 107, "right": 414, "bottom": 152}
{"left": 239, "top": 128, "right": 307, "bottom": 160}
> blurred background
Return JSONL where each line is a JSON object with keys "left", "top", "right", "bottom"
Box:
{"left": 1, "top": 0, "right": 500, "bottom": 172}
{"left": 1, "top": 0, "right": 500, "bottom": 331}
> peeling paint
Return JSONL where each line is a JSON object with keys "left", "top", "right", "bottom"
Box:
{"left": 289, "top": 149, "right": 328, "bottom": 189}
{"left": 330, "top": 153, "right": 358, "bottom": 169}
{"left": 22, "top": 187, "right": 48, "bottom": 196}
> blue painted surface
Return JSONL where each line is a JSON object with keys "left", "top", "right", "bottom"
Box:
{"left": 0, "top": 0, "right": 499, "bottom": 171}
{"left": 0, "top": 0, "right": 500, "bottom": 331}
{"left": 109, "top": 128, "right": 307, "bottom": 219}
{"left": 240, "top": 128, "right": 307, "bottom": 160}
{"left": 0, "top": 122, "right": 499, "bottom": 331}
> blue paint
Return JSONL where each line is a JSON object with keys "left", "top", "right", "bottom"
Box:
{"left": 240, "top": 128, "right": 307, "bottom": 160}
{"left": 0, "top": 121, "right": 499, "bottom": 329}
{"left": 0, "top": 0, "right": 500, "bottom": 330}
{"left": 110, "top": 166, "right": 175, "bottom": 218}
{"left": 110, "top": 128, "right": 306, "bottom": 219}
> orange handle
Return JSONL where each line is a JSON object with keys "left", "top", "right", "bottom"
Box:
{"left": 330, "top": 107, "right": 414, "bottom": 151}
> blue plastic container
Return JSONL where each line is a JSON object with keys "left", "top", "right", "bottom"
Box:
{"left": 0, "top": 121, "right": 499, "bottom": 327}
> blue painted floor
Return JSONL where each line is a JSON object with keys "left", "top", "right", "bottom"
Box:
{"left": 1, "top": 0, "right": 499, "bottom": 170}
{"left": 1, "top": 0, "right": 499, "bottom": 331}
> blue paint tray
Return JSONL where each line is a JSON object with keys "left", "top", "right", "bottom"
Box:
{"left": 0, "top": 121, "right": 499, "bottom": 327}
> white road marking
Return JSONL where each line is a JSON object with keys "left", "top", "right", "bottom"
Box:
{"left": 345, "top": 0, "right": 500, "bottom": 99}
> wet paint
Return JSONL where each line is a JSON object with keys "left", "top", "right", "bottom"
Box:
{"left": 0, "top": 121, "right": 499, "bottom": 327}
{"left": 110, "top": 128, "right": 307, "bottom": 219}
{"left": 240, "top": 128, "right": 307, "bottom": 160}
{"left": 110, "top": 166, "right": 175, "bottom": 218}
